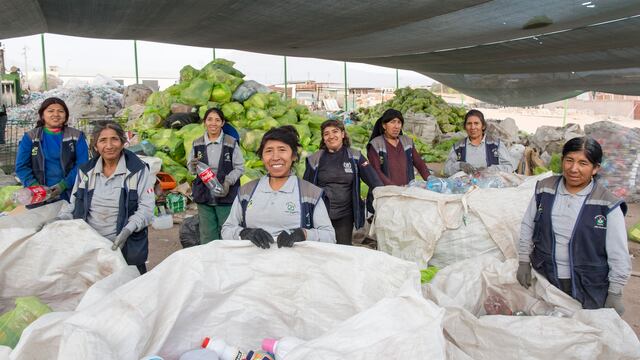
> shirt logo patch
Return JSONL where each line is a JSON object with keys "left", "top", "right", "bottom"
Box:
{"left": 247, "top": 199, "right": 254, "bottom": 209}
{"left": 285, "top": 201, "right": 298, "bottom": 215}
{"left": 343, "top": 162, "right": 353, "bottom": 173}
{"left": 492, "top": 148, "right": 499, "bottom": 158}
{"left": 31, "top": 147, "right": 38, "bottom": 156}
{"left": 594, "top": 215, "right": 606, "bottom": 229}
{"left": 224, "top": 152, "right": 231, "bottom": 162}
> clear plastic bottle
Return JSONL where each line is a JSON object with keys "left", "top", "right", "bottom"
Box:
{"left": 408, "top": 179, "right": 426, "bottom": 189}
{"left": 426, "top": 178, "right": 449, "bottom": 193}
{"left": 201, "top": 337, "right": 244, "bottom": 360}
{"left": 196, "top": 162, "right": 224, "bottom": 196}
{"left": 261, "top": 337, "right": 305, "bottom": 359}
{"left": 450, "top": 177, "right": 472, "bottom": 194}
{"left": 179, "top": 348, "right": 219, "bottom": 360}
{"left": 127, "top": 140, "right": 156, "bottom": 156}
{"left": 12, "top": 185, "right": 52, "bottom": 205}
{"left": 476, "top": 176, "right": 504, "bottom": 189}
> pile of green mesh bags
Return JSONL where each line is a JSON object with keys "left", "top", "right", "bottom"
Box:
{"left": 135, "top": 60, "right": 458, "bottom": 184}
{"left": 358, "top": 87, "right": 467, "bottom": 134}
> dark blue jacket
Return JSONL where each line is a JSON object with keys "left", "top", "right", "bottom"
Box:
{"left": 303, "top": 147, "right": 382, "bottom": 229}
{"left": 72, "top": 150, "right": 150, "bottom": 266}
{"left": 531, "top": 175, "right": 627, "bottom": 309}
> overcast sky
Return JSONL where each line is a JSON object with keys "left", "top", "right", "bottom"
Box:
{"left": 1, "top": 34, "right": 435, "bottom": 89}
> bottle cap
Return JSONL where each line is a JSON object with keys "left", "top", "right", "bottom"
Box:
{"left": 261, "top": 338, "right": 277, "bottom": 353}
{"left": 201, "top": 337, "right": 211, "bottom": 348}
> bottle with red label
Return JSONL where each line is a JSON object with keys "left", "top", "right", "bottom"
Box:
{"left": 13, "top": 185, "right": 53, "bottom": 205}
{"left": 196, "top": 162, "right": 224, "bottom": 196}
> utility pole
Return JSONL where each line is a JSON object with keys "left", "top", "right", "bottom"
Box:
{"left": 133, "top": 40, "right": 139, "bottom": 84}
{"left": 41, "top": 34, "right": 48, "bottom": 90}
{"left": 343, "top": 61, "right": 348, "bottom": 111}
{"left": 22, "top": 46, "right": 29, "bottom": 82}
{"left": 284, "top": 56, "right": 288, "bottom": 100}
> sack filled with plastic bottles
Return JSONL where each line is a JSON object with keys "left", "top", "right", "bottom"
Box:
{"left": 372, "top": 172, "right": 550, "bottom": 268}
{"left": 424, "top": 255, "right": 640, "bottom": 359}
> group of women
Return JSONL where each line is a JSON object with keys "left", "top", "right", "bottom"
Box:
{"left": 15, "top": 97, "right": 631, "bottom": 314}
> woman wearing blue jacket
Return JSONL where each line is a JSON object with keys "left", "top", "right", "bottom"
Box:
{"left": 15, "top": 97, "right": 88, "bottom": 204}
{"left": 303, "top": 120, "right": 382, "bottom": 245}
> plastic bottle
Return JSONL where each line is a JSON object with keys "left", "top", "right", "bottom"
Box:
{"left": 201, "top": 337, "right": 244, "bottom": 360}
{"left": 179, "top": 349, "right": 219, "bottom": 360}
{"left": 483, "top": 294, "right": 513, "bottom": 315}
{"left": 425, "top": 178, "right": 449, "bottom": 193}
{"left": 12, "top": 185, "right": 52, "bottom": 205}
{"left": 261, "top": 337, "right": 305, "bottom": 359}
{"left": 127, "top": 140, "right": 156, "bottom": 156}
{"left": 196, "top": 162, "right": 224, "bottom": 196}
{"left": 408, "top": 179, "right": 426, "bottom": 189}
{"left": 451, "top": 177, "right": 474, "bottom": 194}
{"left": 476, "top": 176, "right": 504, "bottom": 189}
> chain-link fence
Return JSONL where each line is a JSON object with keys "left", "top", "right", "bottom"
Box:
{"left": 0, "top": 115, "right": 123, "bottom": 174}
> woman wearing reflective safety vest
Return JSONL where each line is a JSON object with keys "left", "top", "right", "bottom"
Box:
{"left": 444, "top": 109, "right": 513, "bottom": 176}
{"left": 366, "top": 108, "right": 430, "bottom": 187}
{"left": 517, "top": 137, "right": 630, "bottom": 314}
{"left": 303, "top": 119, "right": 382, "bottom": 245}
{"left": 221, "top": 125, "right": 335, "bottom": 248}
{"left": 57, "top": 121, "right": 155, "bottom": 274}
{"left": 15, "top": 97, "right": 89, "bottom": 205}
{"left": 187, "top": 108, "right": 244, "bottom": 244}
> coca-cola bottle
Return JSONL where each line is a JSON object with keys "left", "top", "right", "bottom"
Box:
{"left": 13, "top": 185, "right": 53, "bottom": 205}
{"left": 196, "top": 162, "right": 224, "bottom": 196}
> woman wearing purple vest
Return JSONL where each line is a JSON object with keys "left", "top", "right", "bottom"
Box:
{"left": 517, "top": 137, "right": 630, "bottom": 314}
{"left": 188, "top": 108, "right": 244, "bottom": 244}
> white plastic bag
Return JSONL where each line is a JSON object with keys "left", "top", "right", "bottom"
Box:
{"left": 424, "top": 255, "right": 640, "bottom": 359}
{"left": 0, "top": 220, "right": 130, "bottom": 312}
{"left": 372, "top": 173, "right": 550, "bottom": 268}
{"left": 11, "top": 241, "right": 447, "bottom": 360}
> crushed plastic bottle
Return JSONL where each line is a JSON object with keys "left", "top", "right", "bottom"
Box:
{"left": 12, "top": 185, "right": 53, "bottom": 205}
{"left": 475, "top": 175, "right": 505, "bottom": 189}
{"left": 483, "top": 294, "right": 513, "bottom": 315}
{"left": 425, "top": 178, "right": 449, "bottom": 193}
{"left": 408, "top": 179, "right": 427, "bottom": 189}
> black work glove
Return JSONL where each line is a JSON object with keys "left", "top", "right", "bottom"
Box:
{"left": 277, "top": 228, "right": 306, "bottom": 248}
{"left": 240, "top": 228, "right": 274, "bottom": 249}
